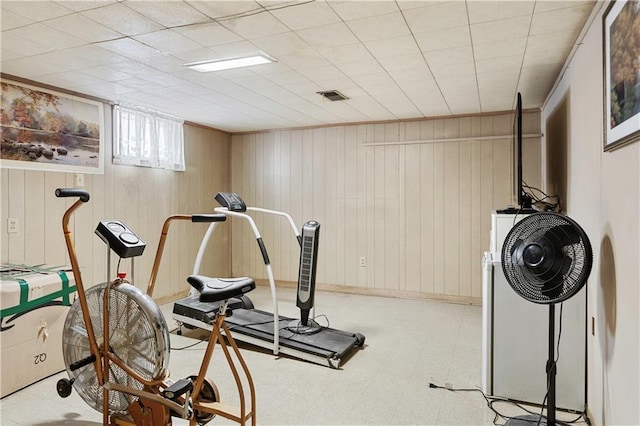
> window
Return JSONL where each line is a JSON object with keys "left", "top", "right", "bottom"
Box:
{"left": 113, "top": 104, "right": 185, "bottom": 171}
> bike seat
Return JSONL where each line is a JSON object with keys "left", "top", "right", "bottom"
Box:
{"left": 187, "top": 275, "right": 255, "bottom": 303}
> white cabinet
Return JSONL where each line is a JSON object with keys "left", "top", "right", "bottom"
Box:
{"left": 482, "top": 212, "right": 586, "bottom": 411}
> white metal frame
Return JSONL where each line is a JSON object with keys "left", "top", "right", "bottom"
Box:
{"left": 186, "top": 205, "right": 302, "bottom": 357}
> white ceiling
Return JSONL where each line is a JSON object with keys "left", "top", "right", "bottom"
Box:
{"left": 1, "top": 0, "right": 596, "bottom": 133}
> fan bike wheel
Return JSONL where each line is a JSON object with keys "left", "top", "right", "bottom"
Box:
{"left": 189, "top": 375, "right": 220, "bottom": 424}
{"left": 61, "top": 282, "right": 170, "bottom": 414}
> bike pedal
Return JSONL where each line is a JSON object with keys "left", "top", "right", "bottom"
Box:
{"left": 162, "top": 378, "right": 193, "bottom": 400}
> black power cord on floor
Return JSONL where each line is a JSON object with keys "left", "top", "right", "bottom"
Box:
{"left": 428, "top": 382, "right": 590, "bottom": 426}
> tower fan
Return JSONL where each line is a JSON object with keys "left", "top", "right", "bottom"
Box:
{"left": 501, "top": 212, "right": 592, "bottom": 425}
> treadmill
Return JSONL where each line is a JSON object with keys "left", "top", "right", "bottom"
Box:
{"left": 173, "top": 192, "right": 365, "bottom": 369}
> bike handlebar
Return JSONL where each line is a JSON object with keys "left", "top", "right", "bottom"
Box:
{"left": 55, "top": 188, "right": 90, "bottom": 202}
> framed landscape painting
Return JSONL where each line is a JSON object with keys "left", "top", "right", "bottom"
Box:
{"left": 603, "top": 0, "right": 640, "bottom": 151}
{"left": 1, "top": 79, "right": 104, "bottom": 173}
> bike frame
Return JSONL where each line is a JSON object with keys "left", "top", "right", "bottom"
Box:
{"left": 58, "top": 192, "right": 255, "bottom": 426}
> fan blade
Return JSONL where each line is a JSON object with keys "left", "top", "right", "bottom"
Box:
{"left": 542, "top": 224, "right": 582, "bottom": 248}
{"left": 541, "top": 254, "right": 572, "bottom": 299}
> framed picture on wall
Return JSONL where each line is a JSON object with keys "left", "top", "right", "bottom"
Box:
{"left": 603, "top": 0, "right": 640, "bottom": 151}
{"left": 0, "top": 79, "right": 104, "bottom": 173}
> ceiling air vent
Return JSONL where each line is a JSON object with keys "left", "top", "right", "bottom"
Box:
{"left": 317, "top": 90, "right": 348, "bottom": 101}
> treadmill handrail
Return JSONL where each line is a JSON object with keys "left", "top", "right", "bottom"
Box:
{"left": 245, "top": 207, "right": 301, "bottom": 246}
{"left": 213, "top": 206, "right": 281, "bottom": 355}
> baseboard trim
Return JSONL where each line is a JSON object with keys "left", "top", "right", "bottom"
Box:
{"left": 254, "top": 279, "right": 482, "bottom": 306}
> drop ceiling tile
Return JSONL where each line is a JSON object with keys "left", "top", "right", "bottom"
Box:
{"left": 413, "top": 96, "right": 451, "bottom": 117}
{"left": 473, "top": 37, "right": 527, "bottom": 61}
{"left": 475, "top": 55, "right": 522, "bottom": 74}
{"left": 269, "top": 1, "right": 341, "bottom": 30}
{"left": 336, "top": 59, "right": 385, "bottom": 78}
{"left": 145, "top": 55, "right": 191, "bottom": 74}
{"left": 429, "top": 61, "right": 476, "bottom": 83}
{"left": 297, "top": 23, "right": 359, "bottom": 49}
{"left": 124, "top": 1, "right": 210, "bottom": 27}
{"left": 397, "top": 1, "right": 449, "bottom": 11}
{"left": 79, "top": 65, "right": 135, "bottom": 81}
{"left": 187, "top": 1, "right": 261, "bottom": 20}
{"left": 97, "top": 38, "right": 164, "bottom": 60}
{"left": 0, "top": 31, "right": 53, "bottom": 56}
{"left": 250, "top": 32, "right": 313, "bottom": 56}
{"left": 117, "top": 76, "right": 166, "bottom": 92}
{"left": 534, "top": 1, "right": 595, "bottom": 13}
{"left": 277, "top": 52, "right": 331, "bottom": 71}
{"left": 174, "top": 22, "right": 244, "bottom": 46}
{"left": 30, "top": 50, "right": 92, "bottom": 72}
{"left": 350, "top": 73, "right": 398, "bottom": 92}
{"left": 403, "top": 2, "right": 468, "bottom": 34}
{"left": 209, "top": 40, "right": 263, "bottom": 57}
{"left": 231, "top": 75, "right": 278, "bottom": 90}
{"left": 377, "top": 54, "right": 427, "bottom": 72}
{"left": 220, "top": 11, "right": 290, "bottom": 39}
{"left": 43, "top": 13, "right": 122, "bottom": 43}
{"left": 425, "top": 45, "right": 474, "bottom": 69}
{"left": 212, "top": 67, "right": 257, "bottom": 80}
{"left": 364, "top": 35, "right": 420, "bottom": 58}
{"left": 67, "top": 44, "right": 129, "bottom": 66}
{"left": 346, "top": 12, "right": 410, "bottom": 42}
{"left": 526, "top": 31, "right": 579, "bottom": 53}
{"left": 1, "top": 8, "right": 35, "bottom": 30}
{"left": 109, "top": 59, "right": 166, "bottom": 77}
{"left": 327, "top": 1, "right": 398, "bottom": 21}
{"left": 249, "top": 61, "right": 293, "bottom": 75}
{"left": 171, "top": 46, "right": 220, "bottom": 62}
{"left": 1, "top": 57, "right": 62, "bottom": 78}
{"left": 139, "top": 73, "right": 190, "bottom": 88}
{"left": 318, "top": 43, "right": 374, "bottom": 65}
{"left": 5, "top": 23, "right": 86, "bottom": 50}
{"left": 389, "top": 67, "right": 437, "bottom": 88}
{"left": 299, "top": 64, "right": 347, "bottom": 82}
{"left": 263, "top": 70, "right": 310, "bottom": 86}
{"left": 54, "top": 1, "right": 118, "bottom": 12}
{"left": 2, "top": 1, "right": 72, "bottom": 22}
{"left": 415, "top": 26, "right": 471, "bottom": 52}
{"left": 523, "top": 48, "right": 568, "bottom": 69}
{"left": 134, "top": 30, "right": 203, "bottom": 54}
{"left": 470, "top": 15, "right": 531, "bottom": 44}
{"left": 0, "top": 47, "right": 25, "bottom": 62}
{"left": 72, "top": 81, "right": 137, "bottom": 98}
{"left": 530, "top": 3, "right": 593, "bottom": 36}
{"left": 81, "top": 3, "right": 163, "bottom": 36}
{"left": 466, "top": 1, "right": 534, "bottom": 24}
{"left": 477, "top": 70, "right": 518, "bottom": 92}
{"left": 350, "top": 97, "right": 394, "bottom": 121}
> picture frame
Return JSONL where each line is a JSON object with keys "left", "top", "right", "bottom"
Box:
{"left": 1, "top": 79, "right": 104, "bottom": 173}
{"left": 603, "top": 0, "right": 640, "bottom": 151}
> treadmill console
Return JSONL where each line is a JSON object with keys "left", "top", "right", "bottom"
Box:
{"left": 215, "top": 192, "right": 247, "bottom": 212}
{"left": 95, "top": 220, "right": 146, "bottom": 258}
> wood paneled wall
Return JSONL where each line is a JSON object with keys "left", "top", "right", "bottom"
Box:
{"left": 230, "top": 112, "right": 541, "bottom": 303}
{"left": 1, "top": 117, "right": 232, "bottom": 302}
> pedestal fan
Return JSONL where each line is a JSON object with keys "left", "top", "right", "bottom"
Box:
{"left": 501, "top": 212, "right": 592, "bottom": 425}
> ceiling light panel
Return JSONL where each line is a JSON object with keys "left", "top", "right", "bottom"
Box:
{"left": 185, "top": 53, "right": 275, "bottom": 72}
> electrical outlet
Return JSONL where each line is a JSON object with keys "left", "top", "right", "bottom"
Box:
{"left": 75, "top": 173, "right": 84, "bottom": 188}
{"left": 359, "top": 257, "right": 366, "bottom": 267}
{"left": 7, "top": 218, "right": 18, "bottom": 234}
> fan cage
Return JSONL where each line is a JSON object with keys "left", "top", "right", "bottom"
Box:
{"left": 501, "top": 212, "right": 593, "bottom": 304}
{"left": 62, "top": 283, "right": 170, "bottom": 414}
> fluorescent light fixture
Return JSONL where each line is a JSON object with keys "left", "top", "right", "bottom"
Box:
{"left": 184, "top": 53, "right": 275, "bottom": 72}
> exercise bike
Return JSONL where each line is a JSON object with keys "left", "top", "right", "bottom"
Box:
{"left": 53, "top": 188, "right": 256, "bottom": 426}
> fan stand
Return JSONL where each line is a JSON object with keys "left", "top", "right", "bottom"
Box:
{"left": 506, "top": 304, "right": 565, "bottom": 426}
